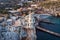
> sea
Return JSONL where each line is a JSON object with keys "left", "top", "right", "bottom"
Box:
{"left": 37, "top": 16, "right": 60, "bottom": 40}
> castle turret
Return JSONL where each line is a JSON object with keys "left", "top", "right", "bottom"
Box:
{"left": 21, "top": 11, "right": 36, "bottom": 40}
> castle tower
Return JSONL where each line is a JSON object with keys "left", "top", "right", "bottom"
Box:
{"left": 22, "top": 11, "right": 36, "bottom": 40}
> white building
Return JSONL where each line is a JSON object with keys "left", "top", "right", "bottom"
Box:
{"left": 23, "top": 12, "right": 35, "bottom": 28}
{"left": 22, "top": 12, "right": 36, "bottom": 40}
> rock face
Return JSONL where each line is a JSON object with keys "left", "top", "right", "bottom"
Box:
{"left": 52, "top": 13, "right": 60, "bottom": 17}
{"left": 0, "top": 16, "right": 20, "bottom": 40}
{"left": 0, "top": 12, "right": 36, "bottom": 40}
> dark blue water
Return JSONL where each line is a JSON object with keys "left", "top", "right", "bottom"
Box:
{"left": 37, "top": 16, "right": 60, "bottom": 40}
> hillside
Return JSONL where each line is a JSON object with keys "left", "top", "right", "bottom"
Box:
{"left": 40, "top": 0, "right": 60, "bottom": 8}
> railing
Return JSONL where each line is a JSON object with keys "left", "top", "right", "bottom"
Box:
{"left": 36, "top": 26, "right": 60, "bottom": 37}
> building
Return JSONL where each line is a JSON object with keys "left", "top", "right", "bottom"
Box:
{"left": 22, "top": 12, "right": 36, "bottom": 40}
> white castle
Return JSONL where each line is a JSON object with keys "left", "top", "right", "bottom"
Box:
{"left": 20, "top": 12, "right": 36, "bottom": 40}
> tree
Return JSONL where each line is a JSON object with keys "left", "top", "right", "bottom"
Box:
{"left": 0, "top": 9, "right": 8, "bottom": 14}
{"left": 13, "top": 5, "right": 21, "bottom": 10}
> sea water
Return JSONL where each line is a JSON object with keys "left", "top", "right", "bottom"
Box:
{"left": 37, "top": 16, "right": 60, "bottom": 40}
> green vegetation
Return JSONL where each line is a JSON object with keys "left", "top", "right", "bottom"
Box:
{"left": 13, "top": 2, "right": 30, "bottom": 10}
{"left": 13, "top": 5, "right": 21, "bottom": 10}
{"left": 0, "top": 8, "right": 8, "bottom": 14}
{"left": 23, "top": 2, "right": 30, "bottom": 7}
